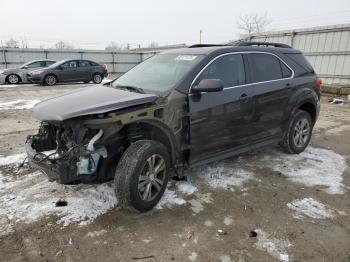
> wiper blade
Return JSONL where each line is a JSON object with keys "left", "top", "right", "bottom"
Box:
{"left": 114, "top": 85, "right": 144, "bottom": 94}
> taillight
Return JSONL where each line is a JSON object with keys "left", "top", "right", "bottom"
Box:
{"left": 316, "top": 76, "right": 322, "bottom": 93}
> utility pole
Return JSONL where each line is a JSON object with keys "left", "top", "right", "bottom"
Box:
{"left": 199, "top": 30, "right": 203, "bottom": 44}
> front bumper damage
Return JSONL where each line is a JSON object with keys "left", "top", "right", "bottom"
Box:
{"left": 25, "top": 122, "right": 109, "bottom": 184}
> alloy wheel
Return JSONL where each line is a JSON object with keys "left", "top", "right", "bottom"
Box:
{"left": 94, "top": 74, "right": 102, "bottom": 83}
{"left": 8, "top": 74, "right": 19, "bottom": 84}
{"left": 46, "top": 75, "right": 56, "bottom": 85}
{"left": 293, "top": 118, "right": 310, "bottom": 147}
{"left": 138, "top": 154, "right": 166, "bottom": 202}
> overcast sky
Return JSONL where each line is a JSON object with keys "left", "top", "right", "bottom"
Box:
{"left": 0, "top": 0, "right": 349, "bottom": 49}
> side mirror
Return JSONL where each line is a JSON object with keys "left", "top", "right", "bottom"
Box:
{"left": 191, "top": 79, "right": 224, "bottom": 94}
{"left": 22, "top": 66, "right": 28, "bottom": 69}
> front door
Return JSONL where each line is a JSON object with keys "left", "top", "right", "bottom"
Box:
{"left": 59, "top": 60, "right": 79, "bottom": 82}
{"left": 188, "top": 53, "right": 255, "bottom": 164}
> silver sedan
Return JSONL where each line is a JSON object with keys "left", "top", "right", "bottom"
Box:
{"left": 0, "top": 60, "right": 56, "bottom": 84}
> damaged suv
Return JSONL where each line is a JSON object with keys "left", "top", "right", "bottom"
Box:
{"left": 26, "top": 42, "right": 321, "bottom": 212}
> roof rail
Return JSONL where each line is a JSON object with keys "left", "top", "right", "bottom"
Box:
{"left": 188, "top": 44, "right": 231, "bottom": 48}
{"left": 235, "top": 41, "right": 292, "bottom": 48}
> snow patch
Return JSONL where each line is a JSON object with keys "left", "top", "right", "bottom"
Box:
{"left": 155, "top": 189, "right": 186, "bottom": 209}
{"left": 0, "top": 99, "right": 40, "bottom": 110}
{"left": 176, "top": 181, "right": 198, "bottom": 195}
{"left": 0, "top": 171, "right": 117, "bottom": 236}
{"left": 254, "top": 229, "right": 290, "bottom": 262}
{"left": 0, "top": 153, "right": 26, "bottom": 166}
{"left": 287, "top": 198, "right": 336, "bottom": 219}
{"left": 271, "top": 147, "right": 347, "bottom": 194}
{"left": 192, "top": 163, "right": 253, "bottom": 190}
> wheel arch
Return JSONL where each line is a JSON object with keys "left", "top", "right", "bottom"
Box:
{"left": 121, "top": 120, "right": 179, "bottom": 166}
{"left": 297, "top": 102, "right": 317, "bottom": 124}
{"left": 6, "top": 73, "right": 22, "bottom": 83}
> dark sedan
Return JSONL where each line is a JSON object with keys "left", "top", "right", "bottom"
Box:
{"left": 27, "top": 59, "right": 108, "bottom": 85}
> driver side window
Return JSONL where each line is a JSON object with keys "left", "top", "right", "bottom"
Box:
{"left": 196, "top": 54, "right": 246, "bottom": 88}
{"left": 61, "top": 61, "right": 77, "bottom": 69}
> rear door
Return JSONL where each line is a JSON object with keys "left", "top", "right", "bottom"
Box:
{"left": 247, "top": 52, "right": 293, "bottom": 141}
{"left": 188, "top": 53, "right": 255, "bottom": 164}
{"left": 77, "top": 60, "right": 92, "bottom": 81}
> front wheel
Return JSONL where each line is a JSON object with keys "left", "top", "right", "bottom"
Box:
{"left": 280, "top": 110, "right": 313, "bottom": 154}
{"left": 7, "top": 74, "right": 20, "bottom": 84}
{"left": 44, "top": 75, "right": 57, "bottom": 86}
{"left": 114, "top": 140, "right": 170, "bottom": 212}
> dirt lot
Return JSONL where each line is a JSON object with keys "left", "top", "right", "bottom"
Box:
{"left": 0, "top": 83, "right": 349, "bottom": 262}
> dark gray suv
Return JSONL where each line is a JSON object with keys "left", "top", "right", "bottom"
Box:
{"left": 27, "top": 59, "right": 108, "bottom": 85}
{"left": 26, "top": 42, "right": 321, "bottom": 212}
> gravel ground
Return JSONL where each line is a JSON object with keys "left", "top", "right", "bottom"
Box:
{"left": 0, "top": 83, "right": 349, "bottom": 262}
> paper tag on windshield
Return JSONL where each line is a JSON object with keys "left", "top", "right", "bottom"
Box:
{"left": 175, "top": 55, "right": 197, "bottom": 61}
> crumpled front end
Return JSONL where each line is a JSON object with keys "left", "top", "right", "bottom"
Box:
{"left": 26, "top": 121, "right": 114, "bottom": 184}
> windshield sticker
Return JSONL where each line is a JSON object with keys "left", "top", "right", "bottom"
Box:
{"left": 175, "top": 55, "right": 197, "bottom": 61}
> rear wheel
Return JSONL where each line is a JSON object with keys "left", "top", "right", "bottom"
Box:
{"left": 114, "top": 140, "right": 170, "bottom": 212}
{"left": 45, "top": 75, "right": 57, "bottom": 86}
{"left": 92, "top": 73, "right": 103, "bottom": 84}
{"left": 280, "top": 110, "right": 312, "bottom": 154}
{"left": 7, "top": 74, "right": 20, "bottom": 84}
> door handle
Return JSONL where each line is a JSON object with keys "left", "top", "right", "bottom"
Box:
{"left": 239, "top": 93, "right": 249, "bottom": 103}
{"left": 286, "top": 82, "right": 291, "bottom": 89}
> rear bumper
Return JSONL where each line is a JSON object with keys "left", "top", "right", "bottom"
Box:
{"left": 0, "top": 74, "right": 7, "bottom": 84}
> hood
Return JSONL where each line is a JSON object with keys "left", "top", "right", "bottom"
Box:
{"left": 33, "top": 86, "right": 158, "bottom": 121}
{"left": 0, "top": 68, "right": 21, "bottom": 74}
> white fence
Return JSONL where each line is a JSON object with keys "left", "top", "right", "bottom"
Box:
{"left": 241, "top": 24, "right": 350, "bottom": 85}
{"left": 2, "top": 24, "right": 350, "bottom": 85}
{"left": 0, "top": 48, "right": 156, "bottom": 77}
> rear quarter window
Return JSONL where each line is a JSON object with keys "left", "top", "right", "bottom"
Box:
{"left": 89, "top": 61, "right": 99, "bottom": 66}
{"left": 284, "top": 53, "right": 314, "bottom": 74}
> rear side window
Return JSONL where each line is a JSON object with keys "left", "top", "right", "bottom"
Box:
{"left": 196, "top": 54, "right": 245, "bottom": 88}
{"left": 248, "top": 53, "right": 283, "bottom": 82}
{"left": 79, "top": 60, "right": 91, "bottom": 67}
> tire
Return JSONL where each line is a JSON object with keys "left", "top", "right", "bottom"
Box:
{"left": 92, "top": 73, "right": 103, "bottom": 84}
{"left": 114, "top": 140, "right": 170, "bottom": 212}
{"left": 44, "top": 75, "right": 57, "bottom": 86}
{"left": 7, "top": 74, "right": 20, "bottom": 84}
{"left": 280, "top": 110, "right": 313, "bottom": 154}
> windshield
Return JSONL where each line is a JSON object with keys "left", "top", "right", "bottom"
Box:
{"left": 112, "top": 54, "right": 203, "bottom": 93}
{"left": 48, "top": 60, "right": 66, "bottom": 68}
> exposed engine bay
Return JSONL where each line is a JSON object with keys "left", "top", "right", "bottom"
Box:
{"left": 26, "top": 122, "right": 114, "bottom": 184}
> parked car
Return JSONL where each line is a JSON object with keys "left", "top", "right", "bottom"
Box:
{"left": 0, "top": 60, "right": 56, "bottom": 84}
{"left": 27, "top": 59, "right": 108, "bottom": 85}
{"left": 26, "top": 42, "right": 321, "bottom": 212}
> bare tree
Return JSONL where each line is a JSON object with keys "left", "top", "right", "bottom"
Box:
{"left": 105, "top": 42, "right": 122, "bottom": 51}
{"left": 237, "top": 13, "right": 271, "bottom": 37}
{"left": 5, "top": 38, "right": 19, "bottom": 48}
{"left": 148, "top": 42, "right": 159, "bottom": 48}
{"left": 55, "top": 41, "right": 74, "bottom": 49}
